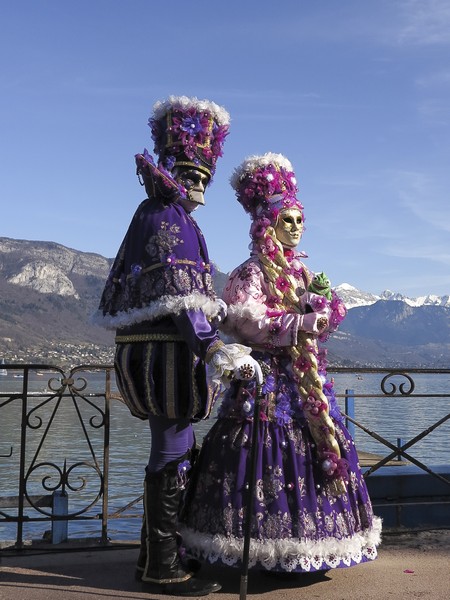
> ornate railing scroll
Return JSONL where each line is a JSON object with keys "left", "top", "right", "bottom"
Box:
{"left": 1, "top": 364, "right": 449, "bottom": 548}
{"left": 0, "top": 363, "right": 118, "bottom": 548}
{"left": 329, "top": 367, "right": 450, "bottom": 487}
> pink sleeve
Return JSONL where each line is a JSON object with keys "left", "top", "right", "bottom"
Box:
{"left": 221, "top": 260, "right": 301, "bottom": 348}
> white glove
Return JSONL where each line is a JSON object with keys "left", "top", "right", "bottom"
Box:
{"left": 207, "top": 343, "right": 263, "bottom": 387}
{"left": 212, "top": 298, "right": 227, "bottom": 326}
{"left": 231, "top": 355, "right": 263, "bottom": 384}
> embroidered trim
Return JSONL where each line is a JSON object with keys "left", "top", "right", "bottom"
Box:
{"left": 109, "top": 259, "right": 211, "bottom": 282}
{"left": 115, "top": 333, "right": 184, "bottom": 343}
{"left": 166, "top": 343, "right": 176, "bottom": 418}
{"left": 205, "top": 340, "right": 225, "bottom": 364}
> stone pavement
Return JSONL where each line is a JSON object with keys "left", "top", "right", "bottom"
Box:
{"left": 0, "top": 530, "right": 449, "bottom": 600}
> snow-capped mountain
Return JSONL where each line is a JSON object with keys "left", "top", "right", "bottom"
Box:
{"left": 335, "top": 283, "right": 450, "bottom": 310}
{"left": 334, "top": 284, "right": 379, "bottom": 309}
{"left": 0, "top": 236, "right": 448, "bottom": 367}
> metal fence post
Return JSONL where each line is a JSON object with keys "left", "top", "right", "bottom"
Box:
{"left": 52, "top": 490, "right": 68, "bottom": 544}
{"left": 397, "top": 437, "right": 405, "bottom": 461}
{"left": 345, "top": 389, "right": 356, "bottom": 440}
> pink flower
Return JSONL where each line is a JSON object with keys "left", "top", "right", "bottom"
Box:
{"left": 266, "top": 296, "right": 281, "bottom": 309}
{"left": 311, "top": 295, "right": 328, "bottom": 311}
{"left": 250, "top": 217, "right": 270, "bottom": 239}
{"left": 266, "top": 309, "right": 283, "bottom": 317}
{"left": 294, "top": 357, "right": 311, "bottom": 372}
{"left": 303, "top": 391, "right": 327, "bottom": 416}
{"left": 275, "top": 276, "right": 289, "bottom": 292}
{"left": 259, "top": 237, "right": 279, "bottom": 260}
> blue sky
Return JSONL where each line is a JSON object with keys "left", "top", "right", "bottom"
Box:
{"left": 1, "top": 0, "right": 449, "bottom": 298}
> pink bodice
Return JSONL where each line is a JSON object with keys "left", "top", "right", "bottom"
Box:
{"left": 221, "top": 255, "right": 313, "bottom": 350}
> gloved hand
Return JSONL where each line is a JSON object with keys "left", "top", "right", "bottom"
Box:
{"left": 209, "top": 298, "right": 228, "bottom": 329}
{"left": 231, "top": 355, "right": 263, "bottom": 384}
{"left": 206, "top": 342, "right": 263, "bottom": 387}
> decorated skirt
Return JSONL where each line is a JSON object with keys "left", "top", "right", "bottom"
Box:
{"left": 178, "top": 353, "right": 382, "bottom": 573}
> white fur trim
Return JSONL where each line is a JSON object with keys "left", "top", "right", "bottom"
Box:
{"left": 179, "top": 516, "right": 382, "bottom": 572}
{"left": 226, "top": 303, "right": 267, "bottom": 320}
{"left": 230, "top": 152, "right": 294, "bottom": 190}
{"left": 92, "top": 293, "right": 224, "bottom": 330}
{"left": 152, "top": 95, "right": 230, "bottom": 126}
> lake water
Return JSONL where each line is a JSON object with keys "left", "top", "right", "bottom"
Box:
{"left": 1, "top": 369, "right": 449, "bottom": 543}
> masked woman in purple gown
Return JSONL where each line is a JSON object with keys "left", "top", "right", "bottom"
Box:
{"left": 179, "top": 152, "right": 382, "bottom": 574}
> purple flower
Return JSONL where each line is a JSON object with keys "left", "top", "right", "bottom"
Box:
{"left": 274, "top": 407, "right": 291, "bottom": 425}
{"left": 180, "top": 115, "right": 202, "bottom": 134}
{"left": 196, "top": 258, "right": 207, "bottom": 272}
{"left": 178, "top": 459, "right": 191, "bottom": 474}
{"left": 165, "top": 155, "right": 176, "bottom": 170}
{"left": 262, "top": 374, "right": 276, "bottom": 394}
{"left": 131, "top": 264, "right": 142, "bottom": 278}
{"left": 165, "top": 253, "right": 177, "bottom": 266}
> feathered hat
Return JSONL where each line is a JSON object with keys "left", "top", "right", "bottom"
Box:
{"left": 230, "top": 152, "right": 303, "bottom": 223}
{"left": 135, "top": 96, "right": 230, "bottom": 199}
{"left": 149, "top": 95, "right": 230, "bottom": 179}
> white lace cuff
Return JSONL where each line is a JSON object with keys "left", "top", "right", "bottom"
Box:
{"left": 207, "top": 343, "right": 253, "bottom": 388}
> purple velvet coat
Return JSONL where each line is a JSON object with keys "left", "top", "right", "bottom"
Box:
{"left": 94, "top": 196, "right": 225, "bottom": 421}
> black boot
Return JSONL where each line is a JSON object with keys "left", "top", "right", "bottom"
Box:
{"left": 136, "top": 523, "right": 201, "bottom": 580}
{"left": 135, "top": 449, "right": 202, "bottom": 581}
{"left": 134, "top": 512, "right": 147, "bottom": 581}
{"left": 139, "top": 456, "right": 221, "bottom": 596}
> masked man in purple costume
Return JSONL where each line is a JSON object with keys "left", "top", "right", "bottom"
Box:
{"left": 94, "top": 96, "right": 261, "bottom": 597}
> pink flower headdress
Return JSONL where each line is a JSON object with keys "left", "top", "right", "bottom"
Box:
{"left": 230, "top": 152, "right": 304, "bottom": 224}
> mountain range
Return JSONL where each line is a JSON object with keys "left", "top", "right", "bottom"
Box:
{"left": 334, "top": 282, "right": 450, "bottom": 310}
{"left": 0, "top": 236, "right": 448, "bottom": 368}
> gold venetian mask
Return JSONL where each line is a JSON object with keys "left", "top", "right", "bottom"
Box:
{"left": 274, "top": 208, "right": 304, "bottom": 248}
{"left": 173, "top": 167, "right": 210, "bottom": 211}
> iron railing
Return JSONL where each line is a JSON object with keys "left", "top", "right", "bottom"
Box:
{"left": 0, "top": 364, "right": 449, "bottom": 549}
